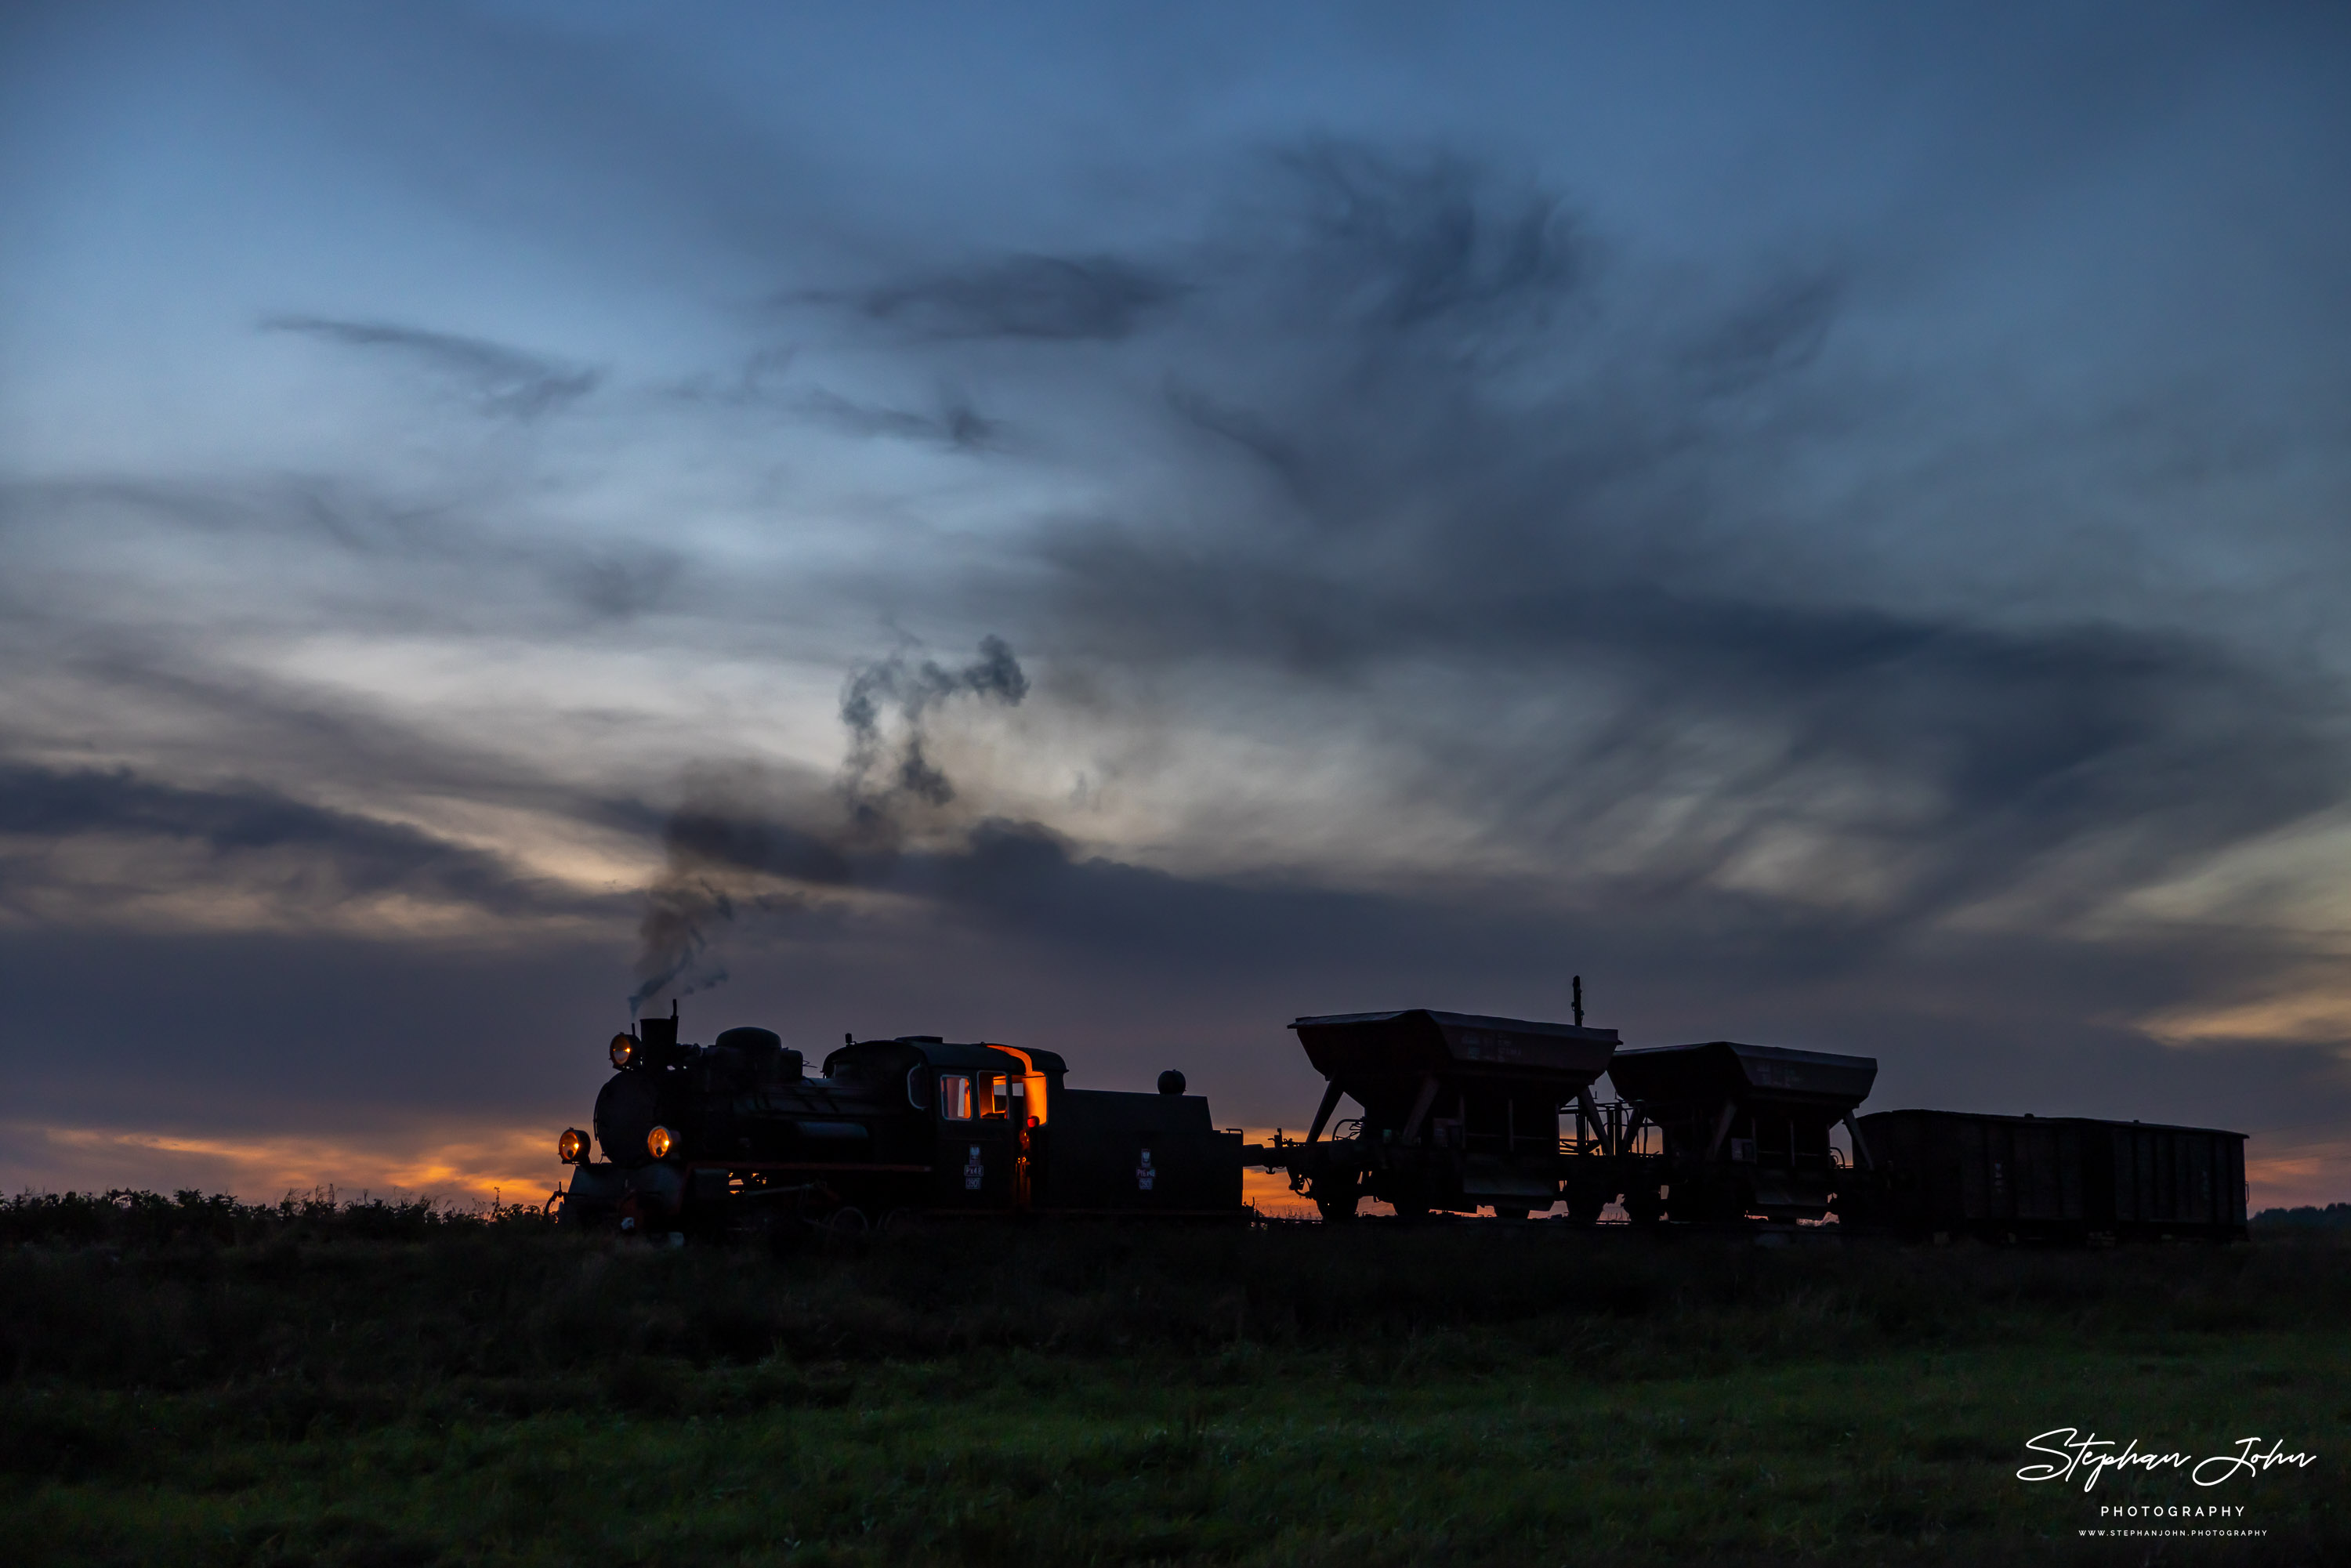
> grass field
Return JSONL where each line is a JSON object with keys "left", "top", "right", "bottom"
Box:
{"left": 5, "top": 1193, "right": 2346, "bottom": 1565}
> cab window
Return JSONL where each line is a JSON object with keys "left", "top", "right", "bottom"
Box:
{"left": 938, "top": 1074, "right": 973, "bottom": 1121}
{"left": 987, "top": 1074, "right": 1011, "bottom": 1118}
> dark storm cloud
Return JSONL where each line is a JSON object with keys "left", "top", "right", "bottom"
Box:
{"left": 845, "top": 254, "right": 1183, "bottom": 342}
{"left": 1259, "top": 142, "right": 1585, "bottom": 330}
{"left": 1043, "top": 534, "right": 2337, "bottom": 922}
{"left": 940, "top": 143, "right": 2351, "bottom": 931}
{"left": 621, "top": 136, "right": 2349, "bottom": 1088}
{"left": 0, "top": 762, "right": 603, "bottom": 920}
{"left": 262, "top": 315, "right": 602, "bottom": 418}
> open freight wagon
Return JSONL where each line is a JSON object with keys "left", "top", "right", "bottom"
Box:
{"left": 1845, "top": 1110, "right": 2248, "bottom": 1243}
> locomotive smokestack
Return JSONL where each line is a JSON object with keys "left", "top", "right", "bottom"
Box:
{"left": 1573, "top": 975, "right": 1584, "bottom": 1027}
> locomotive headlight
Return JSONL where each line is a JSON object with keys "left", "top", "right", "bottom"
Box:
{"left": 557, "top": 1128, "right": 589, "bottom": 1164}
{"left": 647, "top": 1125, "right": 676, "bottom": 1160}
{"left": 609, "top": 1034, "right": 637, "bottom": 1069}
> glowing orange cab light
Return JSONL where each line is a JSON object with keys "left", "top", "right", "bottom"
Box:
{"left": 987, "top": 1044, "right": 1048, "bottom": 1124}
{"left": 647, "top": 1125, "right": 675, "bottom": 1160}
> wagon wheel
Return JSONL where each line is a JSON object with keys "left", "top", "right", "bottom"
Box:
{"left": 821, "top": 1205, "right": 871, "bottom": 1255}
{"left": 1313, "top": 1181, "right": 1360, "bottom": 1224}
{"left": 764, "top": 1211, "right": 806, "bottom": 1260}
{"left": 1563, "top": 1192, "right": 1610, "bottom": 1225}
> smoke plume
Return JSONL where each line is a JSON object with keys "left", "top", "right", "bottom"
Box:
{"left": 626, "top": 637, "right": 1030, "bottom": 1015}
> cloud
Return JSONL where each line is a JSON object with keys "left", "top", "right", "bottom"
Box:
{"left": 263, "top": 315, "right": 602, "bottom": 418}
{"left": 554, "top": 545, "right": 686, "bottom": 619}
{"left": 784, "top": 144, "right": 2341, "bottom": 948}
{"left": 1256, "top": 142, "right": 1586, "bottom": 332}
{"left": 799, "top": 388, "right": 998, "bottom": 450}
{"left": 0, "top": 762, "right": 607, "bottom": 929}
{"left": 505, "top": 137, "right": 2351, "bottom": 1094}
{"left": 845, "top": 253, "right": 1182, "bottom": 342}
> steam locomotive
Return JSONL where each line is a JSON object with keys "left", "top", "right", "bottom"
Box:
{"left": 552, "top": 1009, "right": 1242, "bottom": 1238}
{"left": 551, "top": 1003, "right": 2249, "bottom": 1244}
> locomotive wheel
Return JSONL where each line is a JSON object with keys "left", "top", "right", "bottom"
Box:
{"left": 877, "top": 1207, "right": 914, "bottom": 1234}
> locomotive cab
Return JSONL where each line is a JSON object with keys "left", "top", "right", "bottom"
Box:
{"left": 820, "top": 1037, "right": 1065, "bottom": 1211}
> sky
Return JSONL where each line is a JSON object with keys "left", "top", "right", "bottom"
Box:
{"left": 4, "top": 2, "right": 2350, "bottom": 1209}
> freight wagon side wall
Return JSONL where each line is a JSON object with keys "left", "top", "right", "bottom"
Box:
{"left": 2097, "top": 1125, "right": 2247, "bottom": 1234}
{"left": 1036, "top": 1089, "right": 1243, "bottom": 1214}
{"left": 1953, "top": 1117, "right": 2084, "bottom": 1225}
{"left": 1861, "top": 1110, "right": 2088, "bottom": 1234}
{"left": 1857, "top": 1110, "right": 2248, "bottom": 1241}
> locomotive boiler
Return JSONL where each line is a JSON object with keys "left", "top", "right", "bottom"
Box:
{"left": 553, "top": 1009, "right": 1245, "bottom": 1237}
